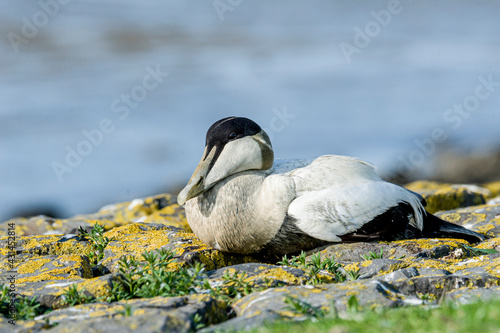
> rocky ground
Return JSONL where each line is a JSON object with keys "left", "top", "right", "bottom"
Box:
{"left": 1, "top": 180, "right": 500, "bottom": 333}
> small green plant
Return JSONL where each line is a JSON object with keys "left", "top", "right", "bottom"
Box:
{"left": 62, "top": 284, "right": 98, "bottom": 307}
{"left": 203, "top": 270, "right": 263, "bottom": 304}
{"left": 78, "top": 222, "right": 115, "bottom": 265}
{"left": 278, "top": 252, "right": 344, "bottom": 285}
{"left": 284, "top": 295, "right": 325, "bottom": 320}
{"left": 347, "top": 295, "right": 360, "bottom": 313}
{"left": 0, "top": 284, "right": 49, "bottom": 320}
{"left": 221, "top": 270, "right": 254, "bottom": 299}
{"left": 107, "top": 249, "right": 207, "bottom": 302}
{"left": 417, "top": 293, "right": 436, "bottom": 302}
{"left": 192, "top": 313, "right": 206, "bottom": 330}
{"left": 360, "top": 248, "right": 384, "bottom": 261}
{"left": 117, "top": 304, "right": 134, "bottom": 317}
{"left": 345, "top": 268, "right": 361, "bottom": 281}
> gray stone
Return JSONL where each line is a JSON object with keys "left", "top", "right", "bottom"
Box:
{"left": 210, "top": 279, "right": 422, "bottom": 332}
{"left": 206, "top": 263, "right": 307, "bottom": 287}
{"left": 447, "top": 286, "right": 500, "bottom": 304}
{"left": 436, "top": 201, "right": 500, "bottom": 237}
{"left": 391, "top": 272, "right": 500, "bottom": 297}
{"left": 357, "top": 259, "right": 401, "bottom": 279}
{"left": 35, "top": 294, "right": 227, "bottom": 333}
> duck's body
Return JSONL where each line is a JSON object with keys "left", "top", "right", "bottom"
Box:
{"left": 178, "top": 117, "right": 485, "bottom": 260}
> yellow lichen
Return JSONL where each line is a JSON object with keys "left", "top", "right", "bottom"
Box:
{"left": 344, "top": 262, "right": 360, "bottom": 271}
{"left": 389, "top": 238, "right": 469, "bottom": 250}
{"left": 16, "top": 255, "right": 91, "bottom": 284}
{"left": 476, "top": 224, "right": 496, "bottom": 234}
{"left": 361, "top": 260, "right": 373, "bottom": 267}
{"left": 438, "top": 212, "right": 462, "bottom": 223}
{"left": 484, "top": 181, "right": 500, "bottom": 198}
{"left": 59, "top": 276, "right": 113, "bottom": 298}
{"left": 405, "top": 181, "right": 487, "bottom": 213}
{"left": 252, "top": 268, "right": 302, "bottom": 285}
{"left": 476, "top": 237, "right": 500, "bottom": 250}
{"left": 17, "top": 258, "right": 53, "bottom": 274}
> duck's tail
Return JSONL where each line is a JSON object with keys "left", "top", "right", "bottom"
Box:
{"left": 422, "top": 212, "right": 487, "bottom": 243}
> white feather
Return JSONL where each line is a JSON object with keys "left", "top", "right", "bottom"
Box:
{"left": 275, "top": 155, "right": 426, "bottom": 242}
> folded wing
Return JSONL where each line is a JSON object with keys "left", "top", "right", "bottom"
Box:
{"left": 286, "top": 155, "right": 425, "bottom": 242}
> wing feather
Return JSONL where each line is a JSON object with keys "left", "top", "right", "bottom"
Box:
{"left": 285, "top": 155, "right": 425, "bottom": 242}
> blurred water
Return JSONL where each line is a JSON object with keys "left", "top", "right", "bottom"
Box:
{"left": 1, "top": 0, "right": 499, "bottom": 221}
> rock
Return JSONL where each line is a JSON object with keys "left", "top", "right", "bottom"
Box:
{"left": 142, "top": 204, "right": 191, "bottom": 232}
{"left": 391, "top": 272, "right": 500, "bottom": 297}
{"left": 0, "top": 318, "right": 50, "bottom": 333}
{"left": 206, "top": 263, "right": 307, "bottom": 288}
{"left": 0, "top": 216, "right": 56, "bottom": 238}
{"left": 317, "top": 238, "right": 470, "bottom": 264}
{"left": 36, "top": 294, "right": 227, "bottom": 333}
{"left": 2, "top": 254, "right": 91, "bottom": 285}
{"left": 211, "top": 279, "right": 421, "bottom": 332}
{"left": 484, "top": 181, "right": 500, "bottom": 198}
{"left": 436, "top": 203, "right": 500, "bottom": 237}
{"left": 355, "top": 259, "right": 401, "bottom": 279}
{"left": 0, "top": 193, "right": 181, "bottom": 237}
{"left": 447, "top": 286, "right": 500, "bottom": 304}
{"left": 405, "top": 181, "right": 490, "bottom": 213}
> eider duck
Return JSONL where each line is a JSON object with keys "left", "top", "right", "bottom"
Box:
{"left": 177, "top": 116, "right": 485, "bottom": 260}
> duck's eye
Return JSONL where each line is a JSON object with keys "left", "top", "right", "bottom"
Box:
{"left": 228, "top": 132, "right": 238, "bottom": 140}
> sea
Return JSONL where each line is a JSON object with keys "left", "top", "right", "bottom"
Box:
{"left": 1, "top": 0, "right": 499, "bottom": 222}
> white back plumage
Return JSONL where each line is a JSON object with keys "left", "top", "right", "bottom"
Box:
{"left": 268, "top": 155, "right": 426, "bottom": 242}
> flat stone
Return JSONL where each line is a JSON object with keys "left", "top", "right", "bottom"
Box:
{"left": 356, "top": 259, "right": 402, "bottom": 279}
{"left": 0, "top": 234, "right": 91, "bottom": 263}
{"left": 0, "top": 215, "right": 56, "bottom": 238}
{"left": 0, "top": 254, "right": 91, "bottom": 286}
{"left": 17, "top": 274, "right": 116, "bottom": 309}
{"left": 0, "top": 193, "right": 176, "bottom": 238}
{"left": 212, "top": 279, "right": 421, "bottom": 332}
{"left": 34, "top": 294, "right": 227, "bottom": 333}
{"left": 317, "top": 238, "right": 470, "bottom": 265}
{"left": 447, "top": 285, "right": 500, "bottom": 304}
{"left": 316, "top": 242, "right": 405, "bottom": 263}
{"left": 381, "top": 266, "right": 451, "bottom": 284}
{"left": 96, "top": 193, "right": 176, "bottom": 223}
{"left": 391, "top": 272, "right": 500, "bottom": 298}
{"left": 207, "top": 263, "right": 307, "bottom": 288}
{"left": 0, "top": 318, "right": 49, "bottom": 333}
{"left": 436, "top": 202, "right": 500, "bottom": 237}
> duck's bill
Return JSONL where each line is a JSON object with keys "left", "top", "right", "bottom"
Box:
{"left": 177, "top": 147, "right": 215, "bottom": 205}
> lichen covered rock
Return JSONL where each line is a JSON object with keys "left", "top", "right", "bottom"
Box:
{"left": 1, "top": 183, "right": 500, "bottom": 332}
{"left": 37, "top": 294, "right": 227, "bottom": 333}
{"left": 405, "top": 181, "right": 490, "bottom": 213}
{"left": 436, "top": 203, "right": 500, "bottom": 237}
{"left": 0, "top": 193, "right": 182, "bottom": 237}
